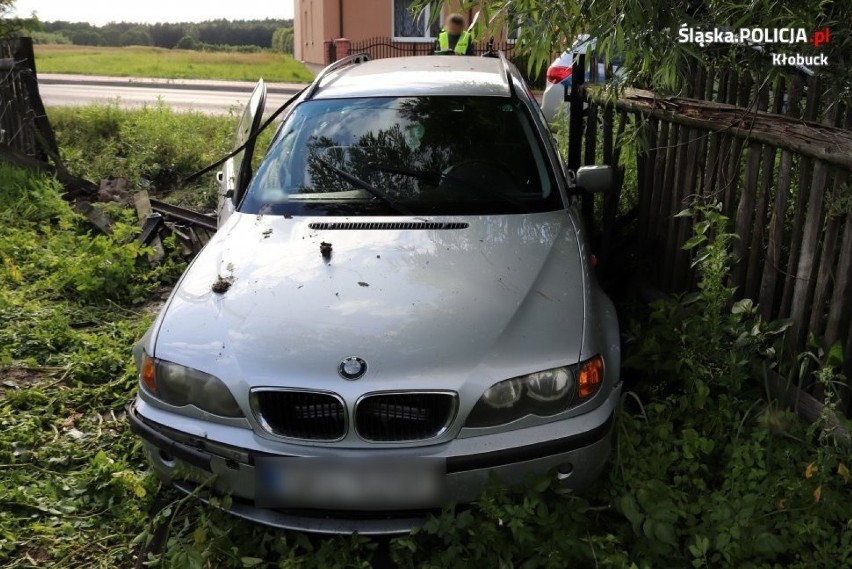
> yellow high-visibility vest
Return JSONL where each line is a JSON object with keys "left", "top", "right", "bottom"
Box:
{"left": 438, "top": 30, "right": 471, "bottom": 55}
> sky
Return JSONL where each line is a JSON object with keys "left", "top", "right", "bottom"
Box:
{"left": 10, "top": 0, "right": 295, "bottom": 25}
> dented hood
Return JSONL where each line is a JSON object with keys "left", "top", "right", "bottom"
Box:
{"left": 153, "top": 211, "right": 587, "bottom": 394}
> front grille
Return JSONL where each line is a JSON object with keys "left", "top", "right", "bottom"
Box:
{"left": 253, "top": 390, "right": 345, "bottom": 441}
{"left": 355, "top": 393, "right": 457, "bottom": 442}
{"left": 309, "top": 221, "right": 468, "bottom": 231}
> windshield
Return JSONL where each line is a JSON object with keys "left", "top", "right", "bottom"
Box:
{"left": 239, "top": 96, "right": 562, "bottom": 216}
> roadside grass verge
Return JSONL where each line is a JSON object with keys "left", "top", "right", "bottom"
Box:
{"left": 48, "top": 103, "right": 238, "bottom": 210}
{"left": 0, "top": 106, "right": 849, "bottom": 567}
{"left": 35, "top": 45, "right": 313, "bottom": 83}
{"left": 48, "top": 103, "right": 276, "bottom": 211}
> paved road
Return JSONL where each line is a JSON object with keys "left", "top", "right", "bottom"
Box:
{"left": 39, "top": 74, "right": 307, "bottom": 115}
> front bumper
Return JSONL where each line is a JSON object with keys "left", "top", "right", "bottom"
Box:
{"left": 129, "top": 383, "right": 620, "bottom": 535}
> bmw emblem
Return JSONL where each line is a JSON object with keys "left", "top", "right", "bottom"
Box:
{"left": 338, "top": 356, "right": 367, "bottom": 380}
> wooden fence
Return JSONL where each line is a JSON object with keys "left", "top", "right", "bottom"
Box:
{"left": 0, "top": 37, "right": 59, "bottom": 161}
{"left": 568, "top": 56, "right": 852, "bottom": 413}
{"left": 0, "top": 37, "right": 99, "bottom": 202}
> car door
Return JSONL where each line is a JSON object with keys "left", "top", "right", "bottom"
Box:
{"left": 218, "top": 79, "right": 267, "bottom": 226}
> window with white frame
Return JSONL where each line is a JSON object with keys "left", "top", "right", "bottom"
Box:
{"left": 393, "top": 0, "right": 440, "bottom": 40}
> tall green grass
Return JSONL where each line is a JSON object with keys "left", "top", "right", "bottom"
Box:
{"left": 36, "top": 45, "right": 314, "bottom": 83}
{"left": 49, "top": 102, "right": 237, "bottom": 208}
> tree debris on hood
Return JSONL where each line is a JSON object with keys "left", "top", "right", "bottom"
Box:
{"left": 211, "top": 275, "right": 234, "bottom": 294}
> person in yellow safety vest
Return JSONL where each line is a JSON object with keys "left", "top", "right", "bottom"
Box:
{"left": 436, "top": 13, "right": 474, "bottom": 55}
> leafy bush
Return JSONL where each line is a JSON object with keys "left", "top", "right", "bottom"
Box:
{"left": 0, "top": 170, "right": 183, "bottom": 307}
{"left": 0, "top": 163, "right": 69, "bottom": 222}
{"left": 174, "top": 35, "right": 198, "bottom": 50}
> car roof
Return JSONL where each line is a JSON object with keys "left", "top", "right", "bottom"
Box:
{"left": 312, "top": 56, "right": 512, "bottom": 99}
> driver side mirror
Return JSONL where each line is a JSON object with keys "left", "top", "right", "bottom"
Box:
{"left": 574, "top": 165, "right": 613, "bottom": 194}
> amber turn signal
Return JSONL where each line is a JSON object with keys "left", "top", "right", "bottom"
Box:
{"left": 577, "top": 355, "right": 603, "bottom": 399}
{"left": 141, "top": 355, "right": 157, "bottom": 394}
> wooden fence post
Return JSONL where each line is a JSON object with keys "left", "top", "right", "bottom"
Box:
{"left": 758, "top": 75, "right": 803, "bottom": 319}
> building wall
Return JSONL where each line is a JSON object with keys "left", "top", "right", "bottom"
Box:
{"left": 295, "top": 0, "right": 512, "bottom": 65}
{"left": 294, "top": 0, "right": 339, "bottom": 65}
{"left": 341, "top": 0, "right": 392, "bottom": 40}
{"left": 295, "top": 0, "right": 384, "bottom": 64}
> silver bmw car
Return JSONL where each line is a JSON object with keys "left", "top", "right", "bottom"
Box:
{"left": 129, "top": 54, "right": 621, "bottom": 535}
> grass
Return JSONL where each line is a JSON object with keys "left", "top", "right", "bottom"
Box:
{"left": 47, "top": 102, "right": 275, "bottom": 211}
{"left": 35, "top": 45, "right": 314, "bottom": 83}
{"left": 0, "top": 105, "right": 849, "bottom": 568}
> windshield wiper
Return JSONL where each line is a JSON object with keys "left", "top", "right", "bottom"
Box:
{"left": 315, "top": 156, "right": 412, "bottom": 216}
{"left": 367, "top": 163, "right": 532, "bottom": 213}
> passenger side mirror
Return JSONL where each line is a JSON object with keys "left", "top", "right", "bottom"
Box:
{"left": 575, "top": 165, "right": 613, "bottom": 194}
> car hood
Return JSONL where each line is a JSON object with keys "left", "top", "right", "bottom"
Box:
{"left": 153, "top": 211, "right": 587, "bottom": 394}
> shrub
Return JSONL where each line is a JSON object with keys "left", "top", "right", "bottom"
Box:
{"left": 0, "top": 166, "right": 182, "bottom": 305}
{"left": 0, "top": 162, "right": 68, "bottom": 223}
{"left": 174, "top": 35, "right": 198, "bottom": 50}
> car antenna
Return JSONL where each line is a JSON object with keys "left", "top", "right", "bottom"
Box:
{"left": 184, "top": 53, "right": 372, "bottom": 184}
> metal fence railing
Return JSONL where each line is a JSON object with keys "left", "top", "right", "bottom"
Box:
{"left": 346, "top": 37, "right": 544, "bottom": 89}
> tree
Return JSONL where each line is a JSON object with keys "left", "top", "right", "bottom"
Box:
{"left": 0, "top": 1, "right": 21, "bottom": 38}
{"left": 70, "top": 29, "right": 102, "bottom": 46}
{"left": 272, "top": 27, "right": 294, "bottom": 54}
{"left": 174, "top": 35, "right": 198, "bottom": 50}
{"left": 413, "top": 0, "right": 851, "bottom": 93}
{"left": 32, "top": 18, "right": 294, "bottom": 50}
{"left": 120, "top": 28, "right": 153, "bottom": 47}
{"left": 149, "top": 23, "right": 185, "bottom": 48}
{"left": 100, "top": 28, "right": 122, "bottom": 46}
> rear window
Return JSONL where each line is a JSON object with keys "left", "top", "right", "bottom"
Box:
{"left": 240, "top": 96, "right": 562, "bottom": 216}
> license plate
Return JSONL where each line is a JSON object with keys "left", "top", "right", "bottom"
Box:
{"left": 255, "top": 457, "right": 445, "bottom": 510}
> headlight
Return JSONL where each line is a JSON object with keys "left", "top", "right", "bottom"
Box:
{"left": 464, "top": 355, "right": 604, "bottom": 428}
{"left": 482, "top": 378, "right": 523, "bottom": 408}
{"left": 526, "top": 368, "right": 573, "bottom": 402}
{"left": 138, "top": 354, "right": 243, "bottom": 418}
